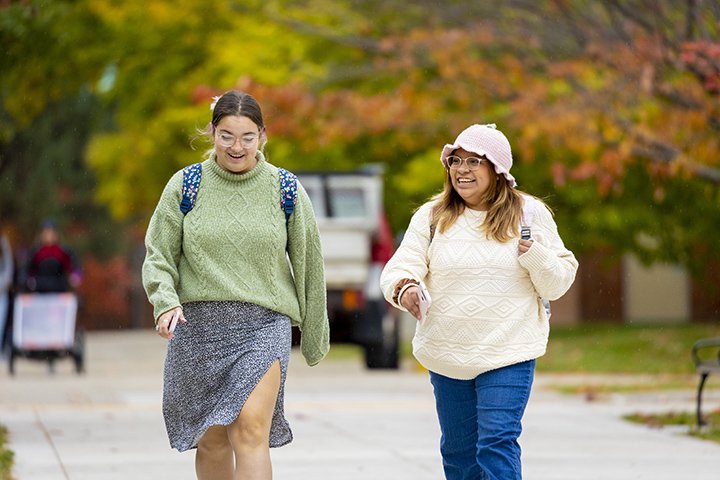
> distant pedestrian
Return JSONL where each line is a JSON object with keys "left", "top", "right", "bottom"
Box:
{"left": 0, "top": 223, "right": 13, "bottom": 354}
{"left": 380, "top": 123, "right": 578, "bottom": 480}
{"left": 25, "top": 219, "right": 82, "bottom": 293}
{"left": 142, "top": 90, "right": 329, "bottom": 480}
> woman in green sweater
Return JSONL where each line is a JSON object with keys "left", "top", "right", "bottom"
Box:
{"left": 142, "top": 90, "right": 329, "bottom": 480}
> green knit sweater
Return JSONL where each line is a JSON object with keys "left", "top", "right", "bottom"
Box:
{"left": 142, "top": 154, "right": 329, "bottom": 366}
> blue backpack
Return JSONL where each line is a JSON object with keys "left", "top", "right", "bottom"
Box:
{"left": 178, "top": 163, "right": 298, "bottom": 229}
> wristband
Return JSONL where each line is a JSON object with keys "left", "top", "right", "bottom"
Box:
{"left": 397, "top": 282, "right": 419, "bottom": 306}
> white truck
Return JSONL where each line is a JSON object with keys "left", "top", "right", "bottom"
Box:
{"left": 296, "top": 165, "right": 400, "bottom": 369}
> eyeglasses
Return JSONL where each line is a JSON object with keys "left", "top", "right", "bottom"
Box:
{"left": 216, "top": 132, "right": 259, "bottom": 148}
{"left": 446, "top": 155, "right": 488, "bottom": 171}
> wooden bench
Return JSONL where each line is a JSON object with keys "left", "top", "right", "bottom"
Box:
{"left": 691, "top": 337, "right": 720, "bottom": 427}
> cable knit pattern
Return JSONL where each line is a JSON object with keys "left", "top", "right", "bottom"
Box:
{"left": 142, "top": 154, "right": 329, "bottom": 366}
{"left": 380, "top": 196, "right": 578, "bottom": 379}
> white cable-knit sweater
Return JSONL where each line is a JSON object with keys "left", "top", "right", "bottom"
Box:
{"left": 380, "top": 197, "right": 578, "bottom": 379}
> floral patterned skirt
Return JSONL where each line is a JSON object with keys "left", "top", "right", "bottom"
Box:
{"left": 162, "top": 301, "right": 292, "bottom": 452}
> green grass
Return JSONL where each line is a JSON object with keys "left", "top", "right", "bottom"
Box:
{"left": 325, "top": 343, "right": 365, "bottom": 361}
{"left": 625, "top": 409, "right": 720, "bottom": 444}
{"left": 539, "top": 322, "right": 720, "bottom": 374}
{"left": 398, "top": 321, "right": 720, "bottom": 392}
{"left": 398, "top": 322, "right": 720, "bottom": 377}
{"left": 0, "top": 425, "right": 13, "bottom": 480}
{"left": 549, "top": 376, "right": 700, "bottom": 395}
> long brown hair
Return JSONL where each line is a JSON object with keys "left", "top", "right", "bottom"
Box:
{"left": 429, "top": 168, "right": 528, "bottom": 243}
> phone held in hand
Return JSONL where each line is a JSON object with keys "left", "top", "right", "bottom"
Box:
{"left": 418, "top": 281, "right": 431, "bottom": 322}
{"left": 521, "top": 226, "right": 531, "bottom": 240}
{"left": 169, "top": 310, "right": 180, "bottom": 333}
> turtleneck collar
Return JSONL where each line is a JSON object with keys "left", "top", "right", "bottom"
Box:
{"left": 205, "top": 151, "right": 269, "bottom": 183}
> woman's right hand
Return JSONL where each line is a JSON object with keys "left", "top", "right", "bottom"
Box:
{"left": 155, "top": 307, "right": 185, "bottom": 340}
{"left": 400, "top": 285, "right": 422, "bottom": 321}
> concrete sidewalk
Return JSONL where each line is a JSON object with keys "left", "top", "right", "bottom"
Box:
{"left": 1, "top": 330, "right": 719, "bottom": 479}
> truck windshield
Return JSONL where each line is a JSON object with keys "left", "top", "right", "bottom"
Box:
{"left": 329, "top": 188, "right": 366, "bottom": 218}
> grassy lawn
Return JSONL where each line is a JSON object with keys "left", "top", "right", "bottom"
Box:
{"left": 395, "top": 321, "right": 719, "bottom": 377}
{"left": 0, "top": 425, "right": 13, "bottom": 480}
{"left": 625, "top": 409, "right": 720, "bottom": 443}
{"left": 534, "top": 322, "right": 720, "bottom": 392}
{"left": 540, "top": 322, "right": 719, "bottom": 375}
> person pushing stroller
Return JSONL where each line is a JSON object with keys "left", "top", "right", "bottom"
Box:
{"left": 24, "top": 219, "right": 82, "bottom": 293}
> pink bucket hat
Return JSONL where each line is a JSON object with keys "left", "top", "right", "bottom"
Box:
{"left": 440, "top": 123, "right": 517, "bottom": 188}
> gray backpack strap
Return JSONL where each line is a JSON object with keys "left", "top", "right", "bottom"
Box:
{"left": 520, "top": 196, "right": 537, "bottom": 239}
{"left": 521, "top": 196, "right": 552, "bottom": 319}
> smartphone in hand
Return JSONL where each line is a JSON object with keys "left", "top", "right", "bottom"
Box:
{"left": 169, "top": 310, "right": 180, "bottom": 333}
{"left": 418, "top": 282, "right": 431, "bottom": 322}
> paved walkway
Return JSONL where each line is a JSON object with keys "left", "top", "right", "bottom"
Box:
{"left": 1, "top": 330, "right": 719, "bottom": 479}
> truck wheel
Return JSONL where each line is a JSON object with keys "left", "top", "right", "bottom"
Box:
{"left": 364, "top": 341, "right": 398, "bottom": 369}
{"left": 364, "top": 315, "right": 399, "bottom": 369}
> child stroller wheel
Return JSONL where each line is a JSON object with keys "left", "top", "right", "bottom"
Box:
{"left": 73, "top": 352, "right": 84, "bottom": 374}
{"left": 73, "top": 329, "right": 85, "bottom": 374}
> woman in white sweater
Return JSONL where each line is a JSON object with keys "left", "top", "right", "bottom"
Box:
{"left": 380, "top": 124, "right": 578, "bottom": 480}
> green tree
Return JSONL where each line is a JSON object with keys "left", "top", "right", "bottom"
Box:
{"left": 0, "top": 0, "right": 114, "bottom": 248}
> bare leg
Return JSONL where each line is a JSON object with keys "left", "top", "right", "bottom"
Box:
{"left": 227, "top": 361, "right": 281, "bottom": 480}
{"left": 196, "top": 425, "right": 234, "bottom": 480}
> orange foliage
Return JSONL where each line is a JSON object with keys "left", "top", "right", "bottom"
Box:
{"left": 76, "top": 256, "right": 133, "bottom": 330}
{"left": 197, "top": 18, "right": 718, "bottom": 198}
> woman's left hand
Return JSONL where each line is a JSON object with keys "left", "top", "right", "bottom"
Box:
{"left": 518, "top": 239, "right": 533, "bottom": 255}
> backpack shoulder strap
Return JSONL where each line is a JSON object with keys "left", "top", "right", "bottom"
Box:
{"left": 180, "top": 163, "right": 203, "bottom": 215}
{"left": 520, "top": 195, "right": 552, "bottom": 318}
{"left": 521, "top": 195, "right": 537, "bottom": 228}
{"left": 278, "top": 167, "right": 298, "bottom": 229}
{"left": 520, "top": 195, "right": 537, "bottom": 239}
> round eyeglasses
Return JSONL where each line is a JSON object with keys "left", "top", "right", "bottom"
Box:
{"left": 216, "top": 132, "right": 259, "bottom": 148}
{"left": 446, "top": 155, "right": 488, "bottom": 171}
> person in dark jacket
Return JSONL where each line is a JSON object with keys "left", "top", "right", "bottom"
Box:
{"left": 26, "top": 220, "right": 82, "bottom": 293}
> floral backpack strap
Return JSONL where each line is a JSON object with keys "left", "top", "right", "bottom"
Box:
{"left": 179, "top": 163, "right": 203, "bottom": 215}
{"left": 278, "top": 167, "right": 298, "bottom": 230}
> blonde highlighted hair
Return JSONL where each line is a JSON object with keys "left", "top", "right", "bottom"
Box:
{"left": 429, "top": 169, "right": 547, "bottom": 243}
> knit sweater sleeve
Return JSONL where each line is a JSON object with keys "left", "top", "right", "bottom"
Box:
{"left": 286, "top": 182, "right": 330, "bottom": 366}
{"left": 518, "top": 201, "right": 578, "bottom": 301}
{"left": 379, "top": 202, "right": 433, "bottom": 310}
{"left": 142, "top": 172, "right": 184, "bottom": 322}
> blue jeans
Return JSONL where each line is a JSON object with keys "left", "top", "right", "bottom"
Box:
{"left": 429, "top": 360, "right": 536, "bottom": 480}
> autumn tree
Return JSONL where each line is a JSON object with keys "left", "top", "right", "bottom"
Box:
{"left": 232, "top": 0, "right": 720, "bottom": 277}
{"left": 2, "top": 0, "right": 719, "bottom": 280}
